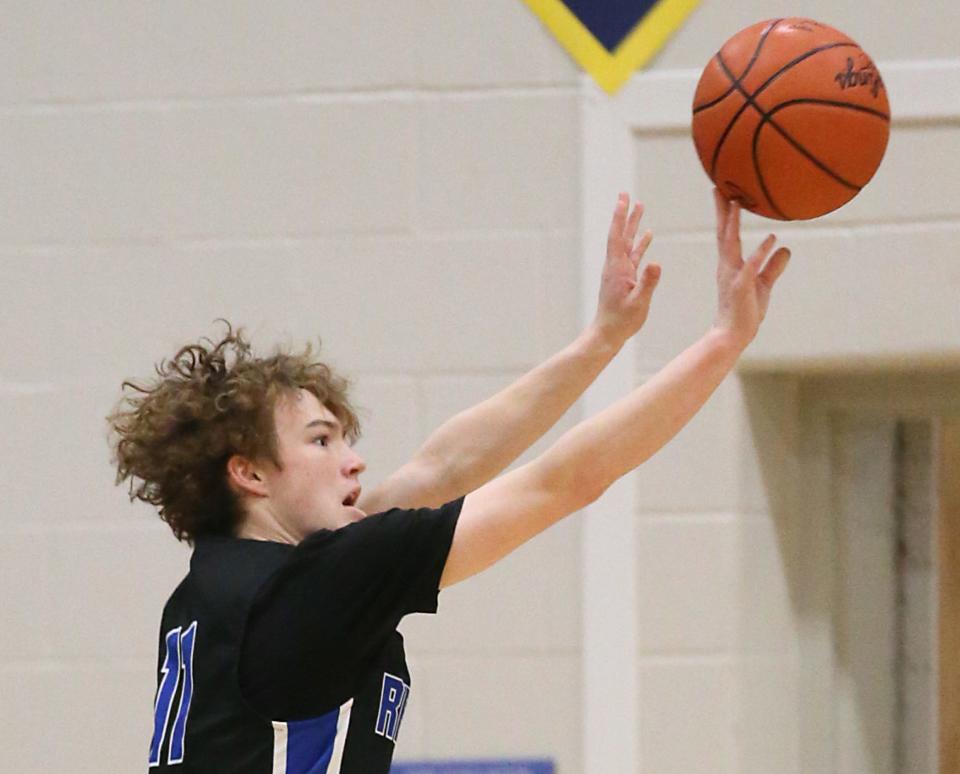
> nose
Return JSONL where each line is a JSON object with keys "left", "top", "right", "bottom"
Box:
{"left": 345, "top": 447, "right": 366, "bottom": 477}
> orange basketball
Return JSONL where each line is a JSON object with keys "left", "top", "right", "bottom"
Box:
{"left": 691, "top": 18, "right": 890, "bottom": 220}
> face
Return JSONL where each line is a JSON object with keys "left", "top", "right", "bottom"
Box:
{"left": 259, "top": 389, "right": 367, "bottom": 539}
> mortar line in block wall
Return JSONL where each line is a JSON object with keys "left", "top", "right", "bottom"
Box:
{"left": 636, "top": 511, "right": 738, "bottom": 523}
{"left": 0, "top": 658, "right": 153, "bottom": 673}
{"left": 403, "top": 646, "right": 584, "bottom": 660}
{"left": 0, "top": 84, "right": 581, "bottom": 114}
{"left": 628, "top": 216, "right": 960, "bottom": 242}
{"left": 0, "top": 228, "right": 580, "bottom": 253}
{"left": 636, "top": 653, "right": 736, "bottom": 666}
{"left": 0, "top": 205, "right": 955, "bottom": 254}
{"left": 1, "top": 521, "right": 184, "bottom": 537}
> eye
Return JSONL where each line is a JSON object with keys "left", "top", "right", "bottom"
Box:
{"left": 313, "top": 435, "right": 330, "bottom": 447}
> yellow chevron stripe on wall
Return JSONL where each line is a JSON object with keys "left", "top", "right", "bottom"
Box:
{"left": 522, "top": 0, "right": 702, "bottom": 94}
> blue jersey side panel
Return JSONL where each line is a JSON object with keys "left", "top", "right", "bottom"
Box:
{"left": 285, "top": 709, "right": 340, "bottom": 774}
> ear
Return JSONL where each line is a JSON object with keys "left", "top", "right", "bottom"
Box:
{"left": 226, "top": 454, "right": 269, "bottom": 498}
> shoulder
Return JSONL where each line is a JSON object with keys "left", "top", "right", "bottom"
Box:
{"left": 187, "top": 536, "right": 293, "bottom": 607}
{"left": 294, "top": 498, "right": 464, "bottom": 560}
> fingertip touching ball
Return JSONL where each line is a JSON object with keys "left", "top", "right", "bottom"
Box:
{"left": 691, "top": 18, "right": 890, "bottom": 220}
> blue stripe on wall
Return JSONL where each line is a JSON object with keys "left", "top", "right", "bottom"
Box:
{"left": 286, "top": 709, "right": 340, "bottom": 774}
{"left": 392, "top": 762, "right": 553, "bottom": 774}
{"left": 559, "top": 0, "right": 659, "bottom": 51}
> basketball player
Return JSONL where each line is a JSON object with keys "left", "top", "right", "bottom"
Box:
{"left": 109, "top": 190, "right": 789, "bottom": 772}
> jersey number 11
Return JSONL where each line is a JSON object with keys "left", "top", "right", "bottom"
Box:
{"left": 149, "top": 622, "right": 198, "bottom": 767}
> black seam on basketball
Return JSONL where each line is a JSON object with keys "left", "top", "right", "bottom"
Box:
{"left": 747, "top": 42, "right": 863, "bottom": 106}
{"left": 709, "top": 55, "right": 755, "bottom": 177}
{"left": 692, "top": 19, "right": 783, "bottom": 114}
{"left": 753, "top": 98, "right": 889, "bottom": 193}
{"left": 768, "top": 98, "right": 889, "bottom": 122}
{"left": 751, "top": 121, "right": 788, "bottom": 219}
{"left": 757, "top": 112, "right": 861, "bottom": 193}
{"left": 708, "top": 41, "right": 861, "bottom": 178}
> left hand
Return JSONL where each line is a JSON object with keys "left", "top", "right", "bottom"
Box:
{"left": 592, "top": 192, "right": 661, "bottom": 347}
{"left": 711, "top": 188, "right": 791, "bottom": 350}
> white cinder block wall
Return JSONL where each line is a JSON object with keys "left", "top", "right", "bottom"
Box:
{"left": 0, "top": 2, "right": 583, "bottom": 771}
{"left": 624, "top": 2, "right": 960, "bottom": 773}
{"left": 2, "top": 2, "right": 959, "bottom": 773}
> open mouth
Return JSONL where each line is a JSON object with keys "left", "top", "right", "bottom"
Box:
{"left": 342, "top": 489, "right": 361, "bottom": 507}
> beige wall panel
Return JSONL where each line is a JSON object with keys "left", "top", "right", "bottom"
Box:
{"left": 0, "top": 663, "right": 155, "bottom": 772}
{"left": 0, "top": 532, "right": 53, "bottom": 659}
{"left": 408, "top": 653, "right": 581, "bottom": 771}
{"left": 419, "top": 374, "right": 516, "bottom": 437}
{"left": 0, "top": 0, "right": 581, "bottom": 770}
{"left": 629, "top": 131, "right": 711, "bottom": 236}
{"left": 653, "top": 0, "right": 960, "bottom": 68}
{"left": 2, "top": 235, "right": 552, "bottom": 385}
{"left": 405, "top": 375, "right": 583, "bottom": 654}
{"left": 632, "top": 122, "right": 960, "bottom": 237}
{"left": 418, "top": 369, "right": 576, "bottom": 476}
{"left": 638, "top": 660, "right": 737, "bottom": 774}
{"left": 630, "top": 377, "right": 742, "bottom": 511}
{"left": 2, "top": 0, "right": 953, "bottom": 768}
{"left": 539, "top": 231, "right": 584, "bottom": 352}
{"left": 416, "top": 95, "right": 579, "bottom": 232}
{"left": 2, "top": 248, "right": 309, "bottom": 383}
{"left": 0, "top": 1, "right": 421, "bottom": 101}
{"left": 737, "top": 656, "right": 801, "bottom": 774}
{"left": 839, "top": 121, "right": 960, "bottom": 223}
{"left": 420, "top": 372, "right": 581, "bottom": 464}
{"left": 0, "top": 384, "right": 146, "bottom": 525}
{"left": 401, "top": 515, "right": 580, "bottom": 654}
{"left": 625, "top": 230, "right": 718, "bottom": 368}
{"left": 749, "top": 223, "right": 960, "bottom": 366}
{"left": 738, "top": 513, "right": 801, "bottom": 655}
{"left": 637, "top": 516, "right": 738, "bottom": 653}
{"left": 738, "top": 374, "right": 802, "bottom": 515}
{"left": 414, "top": 0, "right": 578, "bottom": 87}
{"left": 349, "top": 375, "right": 420, "bottom": 489}
{"left": 0, "top": 103, "right": 415, "bottom": 243}
{"left": 632, "top": 223, "right": 960, "bottom": 369}
{"left": 46, "top": 526, "right": 189, "bottom": 659}
{"left": 0, "top": 0, "right": 582, "bottom": 104}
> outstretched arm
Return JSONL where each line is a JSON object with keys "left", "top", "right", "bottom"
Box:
{"left": 440, "top": 190, "right": 791, "bottom": 587}
{"left": 358, "top": 193, "right": 661, "bottom": 514}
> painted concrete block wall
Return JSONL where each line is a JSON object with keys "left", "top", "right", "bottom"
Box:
{"left": 0, "top": 2, "right": 585, "bottom": 772}
{"left": 3, "top": 1, "right": 958, "bottom": 773}
{"left": 623, "top": 3, "right": 960, "bottom": 772}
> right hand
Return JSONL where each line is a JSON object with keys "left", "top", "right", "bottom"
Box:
{"left": 591, "top": 192, "right": 661, "bottom": 349}
{"left": 712, "top": 188, "right": 791, "bottom": 350}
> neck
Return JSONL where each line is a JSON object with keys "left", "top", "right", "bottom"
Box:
{"left": 235, "top": 503, "right": 300, "bottom": 545}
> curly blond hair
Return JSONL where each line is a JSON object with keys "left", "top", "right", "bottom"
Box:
{"left": 107, "top": 322, "right": 360, "bottom": 543}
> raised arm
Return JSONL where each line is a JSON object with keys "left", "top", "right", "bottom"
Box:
{"left": 358, "top": 193, "right": 660, "bottom": 514}
{"left": 440, "top": 190, "right": 791, "bottom": 587}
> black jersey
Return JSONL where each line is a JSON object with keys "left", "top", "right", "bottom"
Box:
{"left": 149, "top": 499, "right": 461, "bottom": 773}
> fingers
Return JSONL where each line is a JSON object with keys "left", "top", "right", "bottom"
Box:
{"left": 746, "top": 234, "right": 777, "bottom": 274}
{"left": 633, "top": 262, "right": 662, "bottom": 301}
{"left": 714, "top": 188, "right": 743, "bottom": 267}
{"left": 724, "top": 199, "right": 742, "bottom": 251}
{"left": 624, "top": 200, "right": 644, "bottom": 246}
{"left": 759, "top": 246, "right": 791, "bottom": 286}
{"left": 607, "top": 192, "right": 629, "bottom": 254}
{"left": 713, "top": 188, "right": 729, "bottom": 243}
{"left": 642, "top": 262, "right": 661, "bottom": 287}
{"left": 607, "top": 193, "right": 648, "bottom": 261}
{"left": 629, "top": 229, "right": 653, "bottom": 269}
